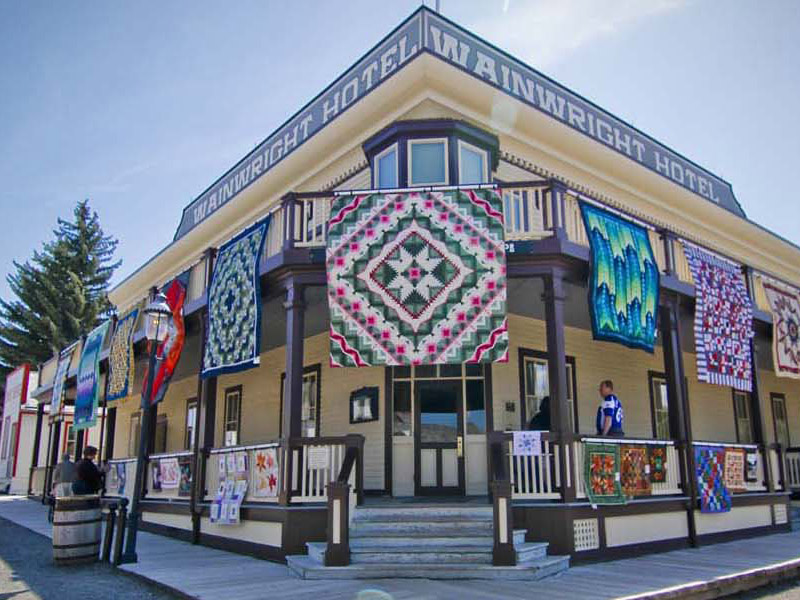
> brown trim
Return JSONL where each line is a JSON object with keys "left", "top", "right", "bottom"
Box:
{"left": 184, "top": 397, "right": 198, "bottom": 451}
{"left": 384, "top": 366, "right": 393, "bottom": 495}
{"left": 140, "top": 520, "right": 194, "bottom": 543}
{"left": 647, "top": 370, "right": 670, "bottom": 439}
{"left": 732, "top": 388, "right": 754, "bottom": 443}
{"left": 771, "top": 393, "right": 790, "bottom": 448}
{"left": 517, "top": 347, "right": 578, "bottom": 432}
{"left": 223, "top": 385, "right": 243, "bottom": 445}
{"left": 484, "top": 363, "right": 495, "bottom": 433}
{"left": 279, "top": 363, "right": 322, "bottom": 437}
{"left": 697, "top": 523, "right": 790, "bottom": 546}
{"left": 573, "top": 538, "right": 690, "bottom": 564}
{"left": 141, "top": 500, "right": 192, "bottom": 515}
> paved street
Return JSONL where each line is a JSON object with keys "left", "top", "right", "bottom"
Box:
{"left": 0, "top": 515, "right": 178, "bottom": 600}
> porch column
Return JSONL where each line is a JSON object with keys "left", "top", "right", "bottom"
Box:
{"left": 27, "top": 402, "right": 45, "bottom": 496}
{"left": 659, "top": 293, "right": 698, "bottom": 547}
{"left": 280, "top": 279, "right": 305, "bottom": 505}
{"left": 47, "top": 420, "right": 62, "bottom": 494}
{"left": 543, "top": 267, "right": 575, "bottom": 502}
{"left": 192, "top": 247, "right": 216, "bottom": 543}
{"left": 548, "top": 180, "right": 568, "bottom": 241}
{"left": 104, "top": 407, "right": 117, "bottom": 462}
{"left": 74, "top": 428, "right": 85, "bottom": 461}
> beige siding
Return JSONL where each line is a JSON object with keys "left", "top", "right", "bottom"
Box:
{"left": 759, "top": 368, "right": 800, "bottom": 446}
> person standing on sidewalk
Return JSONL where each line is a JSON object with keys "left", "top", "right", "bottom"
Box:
{"left": 72, "top": 446, "right": 103, "bottom": 495}
{"left": 51, "top": 453, "right": 76, "bottom": 497}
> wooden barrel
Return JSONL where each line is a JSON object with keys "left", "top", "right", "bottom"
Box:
{"left": 52, "top": 495, "right": 102, "bottom": 565}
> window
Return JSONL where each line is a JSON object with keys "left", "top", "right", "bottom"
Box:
{"left": 65, "top": 424, "right": 76, "bottom": 459}
{"left": 772, "top": 394, "right": 791, "bottom": 448}
{"left": 350, "top": 387, "right": 379, "bottom": 424}
{"left": 374, "top": 144, "right": 398, "bottom": 189}
{"left": 224, "top": 387, "right": 242, "bottom": 447}
{"left": 185, "top": 399, "right": 198, "bottom": 450}
{"left": 465, "top": 379, "right": 486, "bottom": 434}
{"left": 733, "top": 390, "right": 753, "bottom": 443}
{"left": 519, "top": 350, "right": 577, "bottom": 432}
{"left": 393, "top": 380, "right": 412, "bottom": 437}
{"left": 408, "top": 139, "right": 447, "bottom": 185}
{"left": 458, "top": 140, "right": 488, "bottom": 184}
{"left": 301, "top": 371, "right": 319, "bottom": 437}
{"left": 154, "top": 415, "right": 168, "bottom": 454}
{"left": 128, "top": 413, "right": 141, "bottom": 457}
{"left": 649, "top": 373, "right": 671, "bottom": 440}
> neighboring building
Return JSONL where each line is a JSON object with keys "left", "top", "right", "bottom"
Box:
{"left": 1, "top": 365, "right": 38, "bottom": 494}
{"left": 28, "top": 7, "right": 800, "bottom": 576}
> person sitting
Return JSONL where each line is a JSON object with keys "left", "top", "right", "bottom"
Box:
{"left": 72, "top": 446, "right": 103, "bottom": 495}
{"left": 528, "top": 396, "right": 551, "bottom": 431}
{"left": 52, "top": 453, "right": 76, "bottom": 497}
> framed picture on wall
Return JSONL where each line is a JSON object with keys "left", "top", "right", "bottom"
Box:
{"left": 350, "top": 387, "right": 379, "bottom": 424}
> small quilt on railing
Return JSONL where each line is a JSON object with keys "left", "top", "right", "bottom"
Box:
{"left": 584, "top": 442, "right": 626, "bottom": 505}
{"left": 620, "top": 445, "right": 651, "bottom": 496}
{"left": 724, "top": 448, "right": 747, "bottom": 492}
{"left": 695, "top": 445, "right": 732, "bottom": 513}
{"left": 580, "top": 202, "right": 660, "bottom": 353}
{"left": 648, "top": 445, "right": 667, "bottom": 483}
{"left": 326, "top": 189, "right": 508, "bottom": 366}
{"left": 178, "top": 456, "right": 193, "bottom": 497}
{"left": 252, "top": 448, "right": 280, "bottom": 498}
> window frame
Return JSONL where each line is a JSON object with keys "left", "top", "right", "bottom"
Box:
{"left": 223, "top": 385, "right": 242, "bottom": 447}
{"left": 279, "top": 364, "right": 322, "bottom": 438}
{"left": 648, "top": 371, "right": 671, "bottom": 440}
{"left": 517, "top": 348, "right": 579, "bottom": 433}
{"left": 185, "top": 397, "right": 198, "bottom": 451}
{"left": 457, "top": 139, "right": 489, "bottom": 185}
{"left": 128, "top": 412, "right": 141, "bottom": 458}
{"left": 407, "top": 137, "right": 449, "bottom": 186}
{"left": 732, "top": 389, "right": 754, "bottom": 444}
{"left": 771, "top": 393, "right": 791, "bottom": 448}
{"left": 373, "top": 143, "right": 399, "bottom": 189}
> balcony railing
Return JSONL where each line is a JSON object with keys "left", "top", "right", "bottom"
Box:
{"left": 144, "top": 450, "right": 195, "bottom": 502}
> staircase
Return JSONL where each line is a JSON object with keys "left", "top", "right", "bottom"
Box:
{"left": 286, "top": 504, "right": 569, "bottom": 580}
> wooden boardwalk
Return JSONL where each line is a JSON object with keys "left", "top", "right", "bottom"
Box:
{"left": 2, "top": 496, "right": 800, "bottom": 599}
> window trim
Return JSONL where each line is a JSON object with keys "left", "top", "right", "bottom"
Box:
{"left": 457, "top": 139, "right": 488, "bottom": 185}
{"left": 517, "top": 348, "right": 579, "bottom": 433}
{"left": 373, "top": 143, "right": 399, "bottom": 189}
{"left": 185, "top": 397, "right": 198, "bottom": 451}
{"left": 223, "top": 385, "right": 243, "bottom": 447}
{"left": 732, "top": 389, "right": 753, "bottom": 444}
{"left": 771, "top": 392, "right": 790, "bottom": 448}
{"left": 647, "top": 370, "right": 671, "bottom": 440}
{"left": 279, "top": 364, "right": 322, "bottom": 438}
{"left": 407, "top": 137, "right": 449, "bottom": 186}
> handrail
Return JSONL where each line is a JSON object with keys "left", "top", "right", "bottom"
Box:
{"left": 336, "top": 446, "right": 358, "bottom": 484}
{"left": 208, "top": 441, "right": 280, "bottom": 455}
{"left": 691, "top": 440, "right": 759, "bottom": 450}
{"left": 107, "top": 458, "right": 137, "bottom": 464}
{"left": 581, "top": 436, "right": 676, "bottom": 447}
{"left": 147, "top": 450, "right": 194, "bottom": 460}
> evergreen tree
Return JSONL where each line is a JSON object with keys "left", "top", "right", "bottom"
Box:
{"left": 0, "top": 200, "right": 120, "bottom": 371}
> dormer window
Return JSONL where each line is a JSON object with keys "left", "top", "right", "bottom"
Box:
{"left": 409, "top": 139, "right": 448, "bottom": 186}
{"left": 375, "top": 144, "right": 398, "bottom": 189}
{"left": 458, "top": 140, "right": 488, "bottom": 185}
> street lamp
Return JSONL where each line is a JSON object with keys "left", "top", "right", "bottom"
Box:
{"left": 120, "top": 292, "right": 172, "bottom": 564}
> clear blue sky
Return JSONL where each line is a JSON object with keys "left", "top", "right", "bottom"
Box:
{"left": 1, "top": 1, "right": 798, "bottom": 301}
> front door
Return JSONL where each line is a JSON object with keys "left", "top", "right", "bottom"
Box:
{"left": 415, "top": 380, "right": 465, "bottom": 495}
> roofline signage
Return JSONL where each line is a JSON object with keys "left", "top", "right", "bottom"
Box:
{"left": 174, "top": 7, "right": 741, "bottom": 240}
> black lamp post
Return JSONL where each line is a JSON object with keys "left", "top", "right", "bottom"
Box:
{"left": 120, "top": 292, "right": 172, "bottom": 564}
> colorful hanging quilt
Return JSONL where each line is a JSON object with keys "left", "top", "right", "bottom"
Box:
{"left": 683, "top": 244, "right": 753, "bottom": 392}
{"left": 202, "top": 217, "right": 270, "bottom": 378}
{"left": 695, "top": 445, "right": 732, "bottom": 513}
{"left": 724, "top": 448, "right": 746, "bottom": 492}
{"left": 252, "top": 448, "right": 280, "bottom": 498}
{"left": 584, "top": 442, "right": 625, "bottom": 505}
{"left": 580, "top": 203, "right": 660, "bottom": 352}
{"left": 160, "top": 457, "right": 180, "bottom": 489}
{"left": 762, "top": 281, "right": 800, "bottom": 379}
{"left": 74, "top": 321, "right": 110, "bottom": 431}
{"left": 620, "top": 445, "right": 651, "bottom": 496}
{"left": 143, "top": 273, "right": 188, "bottom": 407}
{"left": 648, "top": 445, "right": 667, "bottom": 483}
{"left": 50, "top": 346, "right": 76, "bottom": 418}
{"left": 107, "top": 309, "right": 139, "bottom": 401}
{"left": 178, "top": 456, "right": 193, "bottom": 497}
{"left": 326, "top": 189, "right": 508, "bottom": 366}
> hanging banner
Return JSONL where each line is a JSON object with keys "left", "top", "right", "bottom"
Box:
{"left": 107, "top": 308, "right": 139, "bottom": 401}
{"left": 50, "top": 346, "right": 76, "bottom": 418}
{"left": 684, "top": 243, "right": 753, "bottom": 391}
{"left": 762, "top": 281, "right": 800, "bottom": 380}
{"left": 327, "top": 189, "right": 508, "bottom": 366}
{"left": 202, "top": 216, "right": 270, "bottom": 378}
{"left": 580, "top": 202, "right": 660, "bottom": 352}
{"left": 142, "top": 273, "right": 188, "bottom": 407}
{"left": 74, "top": 321, "right": 110, "bottom": 431}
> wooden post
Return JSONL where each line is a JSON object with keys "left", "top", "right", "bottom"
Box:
{"left": 28, "top": 402, "right": 45, "bottom": 496}
{"left": 661, "top": 230, "right": 677, "bottom": 277}
{"left": 101, "top": 502, "right": 117, "bottom": 562}
{"left": 41, "top": 421, "right": 54, "bottom": 502}
{"left": 74, "top": 429, "right": 85, "bottom": 462}
{"left": 543, "top": 267, "right": 575, "bottom": 501}
{"left": 324, "top": 481, "right": 351, "bottom": 566}
{"left": 104, "top": 408, "right": 117, "bottom": 462}
{"left": 113, "top": 499, "right": 128, "bottom": 566}
{"left": 491, "top": 479, "right": 516, "bottom": 566}
{"left": 47, "top": 420, "right": 62, "bottom": 496}
{"left": 548, "top": 180, "right": 567, "bottom": 241}
{"left": 282, "top": 193, "right": 298, "bottom": 252}
{"left": 279, "top": 279, "right": 305, "bottom": 505}
{"left": 659, "top": 294, "right": 698, "bottom": 547}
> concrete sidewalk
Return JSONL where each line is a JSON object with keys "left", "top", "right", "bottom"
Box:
{"left": 2, "top": 495, "right": 800, "bottom": 599}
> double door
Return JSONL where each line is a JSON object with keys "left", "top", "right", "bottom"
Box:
{"left": 414, "top": 380, "right": 465, "bottom": 495}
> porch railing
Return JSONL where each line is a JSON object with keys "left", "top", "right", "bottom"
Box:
{"left": 783, "top": 447, "right": 800, "bottom": 490}
{"left": 489, "top": 431, "right": 561, "bottom": 500}
{"left": 205, "top": 441, "right": 282, "bottom": 504}
{"left": 106, "top": 458, "right": 138, "bottom": 506}
{"left": 691, "top": 441, "right": 767, "bottom": 493}
{"left": 144, "top": 450, "right": 195, "bottom": 501}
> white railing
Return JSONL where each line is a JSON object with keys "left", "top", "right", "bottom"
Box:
{"left": 785, "top": 449, "right": 800, "bottom": 489}
{"left": 575, "top": 438, "right": 682, "bottom": 499}
{"left": 564, "top": 193, "right": 589, "bottom": 246}
{"left": 106, "top": 458, "right": 137, "bottom": 505}
{"left": 507, "top": 437, "right": 561, "bottom": 500}
{"left": 264, "top": 204, "right": 286, "bottom": 260}
{"left": 289, "top": 441, "right": 346, "bottom": 503}
{"left": 294, "top": 196, "right": 331, "bottom": 248}
{"left": 146, "top": 450, "right": 194, "bottom": 501}
{"left": 503, "top": 187, "right": 550, "bottom": 241}
{"left": 206, "top": 442, "right": 281, "bottom": 504}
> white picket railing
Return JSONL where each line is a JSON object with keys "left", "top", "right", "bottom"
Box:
{"left": 785, "top": 450, "right": 800, "bottom": 489}
{"left": 503, "top": 187, "right": 550, "bottom": 241}
{"left": 294, "top": 197, "right": 331, "bottom": 248}
{"left": 507, "top": 437, "right": 561, "bottom": 500}
{"left": 769, "top": 447, "right": 784, "bottom": 491}
{"left": 289, "top": 441, "right": 347, "bottom": 503}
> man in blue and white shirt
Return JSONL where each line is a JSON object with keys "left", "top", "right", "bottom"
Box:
{"left": 596, "top": 380, "right": 624, "bottom": 437}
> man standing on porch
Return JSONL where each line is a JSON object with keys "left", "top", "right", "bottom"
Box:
{"left": 596, "top": 380, "right": 624, "bottom": 437}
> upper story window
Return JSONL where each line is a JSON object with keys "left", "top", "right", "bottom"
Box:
{"left": 374, "top": 144, "right": 398, "bottom": 189}
{"left": 458, "top": 140, "right": 488, "bottom": 184}
{"left": 409, "top": 139, "right": 448, "bottom": 186}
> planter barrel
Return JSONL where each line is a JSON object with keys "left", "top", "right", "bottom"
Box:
{"left": 52, "top": 495, "right": 102, "bottom": 565}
